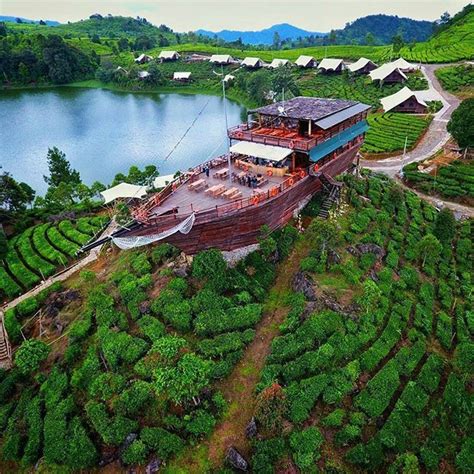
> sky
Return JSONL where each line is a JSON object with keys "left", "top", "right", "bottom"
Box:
{"left": 0, "top": 0, "right": 469, "bottom": 32}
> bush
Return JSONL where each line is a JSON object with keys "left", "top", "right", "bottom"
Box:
{"left": 14, "top": 339, "right": 50, "bottom": 374}
{"left": 323, "top": 408, "right": 346, "bottom": 427}
{"left": 184, "top": 409, "right": 216, "bottom": 437}
{"left": 151, "top": 243, "right": 179, "bottom": 265}
{"left": 192, "top": 249, "right": 228, "bottom": 293}
{"left": 4, "top": 309, "right": 22, "bottom": 344}
{"left": 141, "top": 427, "right": 184, "bottom": 459}
{"left": 251, "top": 437, "right": 286, "bottom": 474}
{"left": 114, "top": 380, "right": 153, "bottom": 416}
{"left": 289, "top": 426, "right": 324, "bottom": 470}
{"left": 121, "top": 439, "right": 147, "bottom": 465}
{"left": 16, "top": 297, "right": 39, "bottom": 318}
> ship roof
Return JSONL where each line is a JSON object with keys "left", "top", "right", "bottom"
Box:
{"left": 230, "top": 141, "right": 293, "bottom": 162}
{"left": 250, "top": 96, "right": 359, "bottom": 122}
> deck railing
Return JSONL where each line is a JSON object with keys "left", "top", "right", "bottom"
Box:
{"left": 143, "top": 169, "right": 308, "bottom": 227}
{"left": 228, "top": 124, "right": 322, "bottom": 151}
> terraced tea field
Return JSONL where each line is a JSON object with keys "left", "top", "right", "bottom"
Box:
{"left": 361, "top": 113, "right": 431, "bottom": 154}
{"left": 403, "top": 159, "right": 474, "bottom": 201}
{"left": 435, "top": 64, "right": 474, "bottom": 96}
{"left": 253, "top": 174, "right": 472, "bottom": 472}
{"left": 0, "top": 216, "right": 108, "bottom": 300}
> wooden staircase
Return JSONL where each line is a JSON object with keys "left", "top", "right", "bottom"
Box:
{"left": 0, "top": 312, "right": 12, "bottom": 370}
{"left": 316, "top": 173, "right": 343, "bottom": 219}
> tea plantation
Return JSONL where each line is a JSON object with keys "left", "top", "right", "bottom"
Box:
{"left": 252, "top": 173, "right": 472, "bottom": 472}
{"left": 435, "top": 64, "right": 474, "bottom": 95}
{"left": 0, "top": 217, "right": 107, "bottom": 301}
{"left": 361, "top": 113, "right": 431, "bottom": 154}
{"left": 403, "top": 159, "right": 474, "bottom": 201}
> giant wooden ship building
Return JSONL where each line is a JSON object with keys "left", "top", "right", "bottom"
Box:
{"left": 89, "top": 97, "right": 371, "bottom": 254}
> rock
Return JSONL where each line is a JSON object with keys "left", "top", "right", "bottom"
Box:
{"left": 98, "top": 452, "right": 117, "bottom": 467}
{"left": 245, "top": 417, "right": 257, "bottom": 439}
{"left": 139, "top": 301, "right": 151, "bottom": 314}
{"left": 301, "top": 301, "right": 324, "bottom": 320}
{"left": 327, "top": 249, "right": 341, "bottom": 265}
{"left": 292, "top": 271, "right": 316, "bottom": 301}
{"left": 146, "top": 458, "right": 162, "bottom": 473}
{"left": 119, "top": 433, "right": 138, "bottom": 456}
{"left": 43, "top": 289, "right": 81, "bottom": 318}
{"left": 172, "top": 265, "right": 188, "bottom": 278}
{"left": 226, "top": 447, "right": 248, "bottom": 472}
{"left": 355, "top": 243, "right": 385, "bottom": 260}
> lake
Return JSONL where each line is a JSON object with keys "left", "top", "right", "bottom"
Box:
{"left": 0, "top": 88, "right": 245, "bottom": 194}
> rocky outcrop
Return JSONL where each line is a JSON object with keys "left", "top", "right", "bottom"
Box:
{"left": 347, "top": 243, "right": 385, "bottom": 260}
{"left": 292, "top": 271, "right": 317, "bottom": 301}
{"left": 146, "top": 458, "right": 162, "bottom": 473}
{"left": 43, "top": 289, "right": 81, "bottom": 318}
{"left": 226, "top": 447, "right": 249, "bottom": 471}
{"left": 245, "top": 417, "right": 257, "bottom": 439}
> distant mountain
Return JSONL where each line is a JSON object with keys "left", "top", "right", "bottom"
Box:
{"left": 196, "top": 23, "right": 325, "bottom": 45}
{"left": 0, "top": 16, "right": 59, "bottom": 26}
{"left": 335, "top": 14, "right": 434, "bottom": 44}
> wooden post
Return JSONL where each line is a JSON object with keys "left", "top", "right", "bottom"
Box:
{"left": 308, "top": 120, "right": 312, "bottom": 136}
{"left": 292, "top": 152, "right": 296, "bottom": 172}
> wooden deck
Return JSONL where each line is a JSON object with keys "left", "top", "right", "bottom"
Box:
{"left": 150, "top": 162, "right": 286, "bottom": 217}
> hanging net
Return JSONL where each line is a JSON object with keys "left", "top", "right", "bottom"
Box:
{"left": 112, "top": 213, "right": 196, "bottom": 250}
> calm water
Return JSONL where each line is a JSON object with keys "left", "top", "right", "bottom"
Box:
{"left": 0, "top": 88, "right": 245, "bottom": 194}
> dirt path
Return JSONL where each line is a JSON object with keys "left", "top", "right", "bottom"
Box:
{"left": 361, "top": 63, "right": 461, "bottom": 177}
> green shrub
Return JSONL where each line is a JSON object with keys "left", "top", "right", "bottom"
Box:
{"left": 16, "top": 297, "right": 39, "bottom": 318}
{"left": 289, "top": 426, "right": 324, "bottom": 470}
{"left": 14, "top": 339, "right": 50, "bottom": 374}
{"left": 184, "top": 409, "right": 216, "bottom": 437}
{"left": 322, "top": 408, "right": 346, "bottom": 427}
{"left": 114, "top": 380, "right": 153, "bottom": 416}
{"left": 141, "top": 427, "right": 184, "bottom": 459}
{"left": 121, "top": 439, "right": 147, "bottom": 465}
{"left": 151, "top": 243, "right": 179, "bottom": 265}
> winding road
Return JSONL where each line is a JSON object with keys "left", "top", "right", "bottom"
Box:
{"left": 361, "top": 63, "right": 461, "bottom": 176}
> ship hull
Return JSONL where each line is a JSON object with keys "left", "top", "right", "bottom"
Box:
{"left": 130, "top": 143, "right": 360, "bottom": 254}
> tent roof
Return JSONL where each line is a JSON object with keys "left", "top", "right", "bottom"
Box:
{"left": 387, "top": 57, "right": 417, "bottom": 71}
{"left": 318, "top": 58, "right": 344, "bottom": 70}
{"left": 138, "top": 71, "right": 150, "bottom": 78}
{"left": 158, "top": 50, "right": 179, "bottom": 59}
{"left": 173, "top": 72, "right": 191, "bottom": 79}
{"left": 347, "top": 57, "right": 376, "bottom": 72}
{"left": 230, "top": 141, "right": 292, "bottom": 162}
{"left": 101, "top": 183, "right": 148, "bottom": 204}
{"left": 224, "top": 74, "right": 235, "bottom": 82}
{"left": 295, "top": 55, "right": 315, "bottom": 66}
{"left": 269, "top": 59, "right": 289, "bottom": 68}
{"left": 210, "top": 54, "right": 232, "bottom": 62}
{"left": 153, "top": 174, "right": 176, "bottom": 189}
{"left": 369, "top": 63, "right": 407, "bottom": 81}
{"left": 242, "top": 57, "right": 262, "bottom": 67}
{"left": 380, "top": 86, "right": 427, "bottom": 113}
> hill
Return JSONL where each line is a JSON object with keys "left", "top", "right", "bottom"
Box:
{"left": 335, "top": 14, "right": 434, "bottom": 44}
{"left": 0, "top": 15, "right": 59, "bottom": 26}
{"left": 197, "top": 23, "right": 324, "bottom": 45}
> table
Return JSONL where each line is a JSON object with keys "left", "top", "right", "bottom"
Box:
{"left": 188, "top": 178, "right": 205, "bottom": 191}
{"left": 205, "top": 184, "right": 226, "bottom": 197}
{"left": 222, "top": 187, "right": 241, "bottom": 199}
{"left": 214, "top": 168, "right": 229, "bottom": 179}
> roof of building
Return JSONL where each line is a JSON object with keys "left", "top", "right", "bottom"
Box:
{"left": 158, "top": 50, "right": 179, "bottom": 59}
{"left": 138, "top": 71, "right": 150, "bottom": 78}
{"left": 224, "top": 74, "right": 235, "bottom": 82}
{"left": 347, "top": 57, "right": 377, "bottom": 72}
{"left": 101, "top": 183, "right": 148, "bottom": 204}
{"left": 387, "top": 57, "right": 417, "bottom": 71}
{"left": 153, "top": 174, "right": 177, "bottom": 189}
{"left": 295, "top": 55, "right": 315, "bottom": 67}
{"left": 369, "top": 63, "right": 408, "bottom": 82}
{"left": 269, "top": 59, "right": 290, "bottom": 68}
{"left": 241, "top": 57, "right": 262, "bottom": 67}
{"left": 230, "top": 141, "right": 293, "bottom": 162}
{"left": 173, "top": 72, "right": 192, "bottom": 79}
{"left": 380, "top": 86, "right": 427, "bottom": 113}
{"left": 318, "top": 58, "right": 344, "bottom": 70}
{"left": 314, "top": 102, "right": 371, "bottom": 129}
{"left": 250, "top": 96, "right": 358, "bottom": 122}
{"left": 210, "top": 54, "right": 232, "bottom": 63}
{"left": 135, "top": 53, "right": 152, "bottom": 62}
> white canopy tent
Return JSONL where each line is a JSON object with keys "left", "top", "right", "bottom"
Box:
{"left": 318, "top": 58, "right": 344, "bottom": 71}
{"left": 230, "top": 141, "right": 292, "bottom": 162}
{"left": 380, "top": 87, "right": 427, "bottom": 113}
{"left": 101, "top": 183, "right": 148, "bottom": 204}
{"left": 210, "top": 54, "right": 233, "bottom": 64}
{"left": 269, "top": 59, "right": 290, "bottom": 69}
{"left": 369, "top": 64, "right": 407, "bottom": 82}
{"left": 295, "top": 55, "right": 315, "bottom": 67}
{"left": 347, "top": 57, "right": 376, "bottom": 73}
{"left": 387, "top": 57, "right": 417, "bottom": 72}
{"left": 153, "top": 174, "right": 176, "bottom": 189}
{"left": 173, "top": 72, "right": 191, "bottom": 80}
{"left": 158, "top": 50, "right": 180, "bottom": 60}
{"left": 241, "top": 57, "right": 263, "bottom": 68}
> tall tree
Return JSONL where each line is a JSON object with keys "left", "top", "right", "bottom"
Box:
{"left": 272, "top": 31, "right": 281, "bottom": 50}
{"left": 392, "top": 33, "right": 404, "bottom": 53}
{"left": 433, "top": 208, "right": 456, "bottom": 244}
{"left": 447, "top": 99, "right": 474, "bottom": 149}
{"left": 43, "top": 147, "right": 81, "bottom": 187}
{"left": 0, "top": 171, "right": 35, "bottom": 213}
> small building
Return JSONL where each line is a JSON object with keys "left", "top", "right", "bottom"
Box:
{"left": 347, "top": 57, "right": 378, "bottom": 75}
{"left": 114, "top": 66, "right": 128, "bottom": 76}
{"left": 173, "top": 72, "right": 192, "bottom": 82}
{"left": 241, "top": 57, "right": 263, "bottom": 69}
{"left": 135, "top": 53, "right": 153, "bottom": 64}
{"left": 268, "top": 59, "right": 290, "bottom": 69}
{"left": 210, "top": 54, "right": 233, "bottom": 65}
{"left": 387, "top": 57, "right": 417, "bottom": 72}
{"left": 369, "top": 64, "right": 407, "bottom": 84}
{"left": 223, "top": 74, "right": 235, "bottom": 84}
{"left": 138, "top": 70, "right": 150, "bottom": 80}
{"left": 101, "top": 183, "right": 148, "bottom": 204}
{"left": 158, "top": 50, "right": 180, "bottom": 61}
{"left": 380, "top": 87, "right": 428, "bottom": 113}
{"left": 186, "top": 53, "right": 210, "bottom": 62}
{"left": 317, "top": 58, "right": 345, "bottom": 73}
{"left": 295, "top": 55, "right": 317, "bottom": 68}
